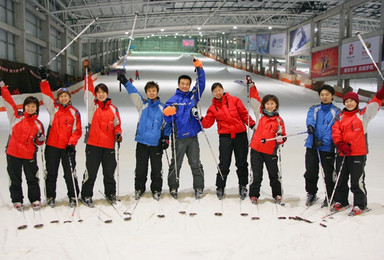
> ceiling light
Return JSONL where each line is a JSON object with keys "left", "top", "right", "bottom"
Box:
{"left": 233, "top": 26, "right": 237, "bottom": 29}
{"left": 125, "top": 32, "right": 129, "bottom": 35}
{"left": 160, "top": 28, "right": 164, "bottom": 32}
{"left": 268, "top": 26, "right": 272, "bottom": 30}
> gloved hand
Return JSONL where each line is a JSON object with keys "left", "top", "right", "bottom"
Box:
{"left": 191, "top": 107, "right": 200, "bottom": 120}
{"left": 35, "top": 132, "right": 45, "bottom": 144}
{"left": 336, "top": 142, "right": 351, "bottom": 155}
{"left": 117, "top": 70, "right": 128, "bottom": 85}
{"left": 312, "top": 137, "right": 324, "bottom": 149}
{"left": 159, "top": 137, "right": 170, "bottom": 150}
{"left": 115, "top": 133, "right": 122, "bottom": 143}
{"left": 250, "top": 124, "right": 256, "bottom": 131}
{"left": 276, "top": 133, "right": 286, "bottom": 144}
{"left": 164, "top": 106, "right": 177, "bottom": 116}
{"left": 82, "top": 59, "right": 91, "bottom": 70}
{"left": 307, "top": 125, "right": 315, "bottom": 135}
{"left": 38, "top": 65, "right": 48, "bottom": 80}
{"left": 66, "top": 144, "right": 75, "bottom": 154}
{"left": 193, "top": 58, "right": 203, "bottom": 69}
{"left": 245, "top": 75, "right": 253, "bottom": 85}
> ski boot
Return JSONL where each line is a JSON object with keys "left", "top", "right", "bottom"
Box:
{"left": 82, "top": 197, "right": 94, "bottom": 208}
{"left": 216, "top": 188, "right": 224, "bottom": 200}
{"left": 32, "top": 201, "right": 41, "bottom": 211}
{"left": 134, "top": 190, "right": 143, "bottom": 200}
{"left": 195, "top": 189, "right": 203, "bottom": 199}
{"left": 250, "top": 196, "right": 258, "bottom": 205}
{"left": 239, "top": 186, "right": 248, "bottom": 200}
{"left": 305, "top": 193, "right": 317, "bottom": 206}
{"left": 348, "top": 206, "right": 362, "bottom": 216}
{"left": 170, "top": 188, "right": 178, "bottom": 200}
{"left": 69, "top": 197, "right": 77, "bottom": 208}
{"left": 107, "top": 194, "right": 117, "bottom": 204}
{"left": 46, "top": 197, "right": 55, "bottom": 208}
{"left": 153, "top": 191, "right": 161, "bottom": 201}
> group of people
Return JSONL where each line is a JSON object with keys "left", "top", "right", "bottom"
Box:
{"left": 1, "top": 57, "right": 383, "bottom": 216}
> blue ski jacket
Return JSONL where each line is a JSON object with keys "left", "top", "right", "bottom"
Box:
{"left": 123, "top": 81, "right": 171, "bottom": 146}
{"left": 164, "top": 68, "right": 205, "bottom": 139}
{"left": 305, "top": 103, "right": 341, "bottom": 152}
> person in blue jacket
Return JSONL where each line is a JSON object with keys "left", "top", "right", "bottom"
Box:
{"left": 117, "top": 70, "right": 171, "bottom": 200}
{"left": 304, "top": 85, "right": 341, "bottom": 207}
{"left": 163, "top": 59, "right": 205, "bottom": 200}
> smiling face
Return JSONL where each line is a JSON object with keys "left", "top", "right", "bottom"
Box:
{"left": 96, "top": 89, "right": 108, "bottom": 102}
{"left": 58, "top": 93, "right": 71, "bottom": 105}
{"left": 146, "top": 86, "right": 158, "bottom": 100}
{"left": 264, "top": 100, "right": 277, "bottom": 112}
{"left": 344, "top": 98, "right": 358, "bottom": 111}
{"left": 178, "top": 78, "right": 191, "bottom": 93}
{"left": 319, "top": 89, "right": 334, "bottom": 104}
{"left": 24, "top": 103, "right": 37, "bottom": 115}
{"left": 212, "top": 85, "right": 224, "bottom": 100}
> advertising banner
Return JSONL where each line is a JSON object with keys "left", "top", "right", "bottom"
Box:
{"left": 245, "top": 35, "right": 256, "bottom": 51}
{"left": 311, "top": 47, "right": 339, "bottom": 78}
{"left": 289, "top": 23, "right": 311, "bottom": 54}
{"left": 269, "top": 33, "right": 286, "bottom": 56}
{"left": 256, "top": 34, "right": 270, "bottom": 55}
{"left": 340, "top": 35, "right": 380, "bottom": 75}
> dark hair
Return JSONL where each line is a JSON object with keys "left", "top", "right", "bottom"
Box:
{"left": 318, "top": 84, "right": 335, "bottom": 96}
{"left": 94, "top": 83, "right": 109, "bottom": 95}
{"left": 211, "top": 82, "right": 223, "bottom": 92}
{"left": 23, "top": 96, "right": 40, "bottom": 115}
{"left": 261, "top": 94, "right": 279, "bottom": 110}
{"left": 144, "top": 81, "right": 159, "bottom": 93}
{"left": 178, "top": 75, "right": 192, "bottom": 85}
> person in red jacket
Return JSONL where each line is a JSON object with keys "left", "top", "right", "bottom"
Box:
{"left": 38, "top": 66, "right": 82, "bottom": 208}
{"left": 199, "top": 82, "right": 255, "bottom": 200}
{"left": 0, "top": 78, "right": 45, "bottom": 210}
{"left": 81, "top": 61, "right": 122, "bottom": 207}
{"left": 331, "top": 84, "right": 384, "bottom": 216}
{"left": 248, "top": 77, "right": 286, "bottom": 205}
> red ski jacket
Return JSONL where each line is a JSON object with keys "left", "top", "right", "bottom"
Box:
{"left": 249, "top": 85, "right": 286, "bottom": 155}
{"left": 1, "top": 84, "right": 45, "bottom": 159}
{"left": 84, "top": 75, "right": 122, "bottom": 149}
{"left": 201, "top": 92, "right": 255, "bottom": 138}
{"left": 332, "top": 95, "right": 383, "bottom": 156}
{"left": 41, "top": 81, "right": 82, "bottom": 149}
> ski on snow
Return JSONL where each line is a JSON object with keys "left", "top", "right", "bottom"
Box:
{"left": 33, "top": 207, "right": 44, "bottom": 228}
{"left": 15, "top": 207, "right": 28, "bottom": 230}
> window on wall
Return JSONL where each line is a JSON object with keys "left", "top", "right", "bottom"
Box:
{"left": 0, "top": 0, "right": 14, "bottom": 25}
{"left": 50, "top": 27, "right": 61, "bottom": 49}
{"left": 0, "top": 29, "right": 15, "bottom": 61}
{"left": 25, "top": 10, "right": 42, "bottom": 39}
{"left": 50, "top": 51, "right": 61, "bottom": 72}
{"left": 26, "top": 40, "right": 42, "bottom": 66}
{"left": 67, "top": 58, "right": 74, "bottom": 76}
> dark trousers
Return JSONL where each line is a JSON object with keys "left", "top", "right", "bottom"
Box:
{"left": 45, "top": 145, "right": 79, "bottom": 199}
{"left": 249, "top": 149, "right": 281, "bottom": 198}
{"left": 168, "top": 136, "right": 204, "bottom": 191}
{"left": 135, "top": 142, "right": 163, "bottom": 193}
{"left": 216, "top": 132, "right": 249, "bottom": 189}
{"left": 334, "top": 155, "right": 367, "bottom": 209}
{"left": 81, "top": 145, "right": 117, "bottom": 198}
{"left": 7, "top": 154, "right": 41, "bottom": 204}
{"left": 304, "top": 148, "right": 335, "bottom": 199}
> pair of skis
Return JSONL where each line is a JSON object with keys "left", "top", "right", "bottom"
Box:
{"left": 15, "top": 206, "right": 44, "bottom": 230}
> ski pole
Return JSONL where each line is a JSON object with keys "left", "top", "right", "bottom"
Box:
{"left": 67, "top": 150, "right": 82, "bottom": 222}
{"left": 46, "top": 18, "right": 98, "bottom": 67}
{"left": 122, "top": 13, "right": 138, "bottom": 70}
{"left": 356, "top": 32, "right": 384, "bottom": 81}
{"left": 194, "top": 63, "right": 225, "bottom": 181}
{"left": 278, "top": 145, "right": 284, "bottom": 197}
{"left": 261, "top": 131, "right": 308, "bottom": 143}
{"left": 317, "top": 149, "right": 331, "bottom": 211}
{"left": 40, "top": 146, "right": 48, "bottom": 204}
{"left": 116, "top": 140, "right": 120, "bottom": 197}
{"left": 164, "top": 149, "right": 171, "bottom": 168}
{"left": 328, "top": 155, "right": 346, "bottom": 213}
{"left": 171, "top": 115, "right": 179, "bottom": 181}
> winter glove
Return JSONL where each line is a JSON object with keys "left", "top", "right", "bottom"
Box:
{"left": 336, "top": 142, "right": 351, "bottom": 155}
{"left": 159, "top": 137, "right": 170, "bottom": 150}
{"left": 82, "top": 59, "right": 91, "bottom": 70}
{"left": 245, "top": 75, "right": 253, "bottom": 85}
{"left": 250, "top": 124, "right": 256, "bottom": 131}
{"left": 117, "top": 70, "right": 128, "bottom": 85}
{"left": 313, "top": 137, "right": 324, "bottom": 149}
{"left": 307, "top": 125, "right": 315, "bottom": 135}
{"left": 115, "top": 133, "right": 122, "bottom": 143}
{"left": 34, "top": 132, "right": 45, "bottom": 145}
{"left": 276, "top": 133, "right": 286, "bottom": 144}
{"left": 191, "top": 107, "right": 200, "bottom": 120}
{"left": 38, "top": 65, "right": 48, "bottom": 80}
{"left": 193, "top": 58, "right": 203, "bottom": 69}
{"left": 66, "top": 144, "right": 75, "bottom": 155}
{"left": 164, "top": 106, "right": 177, "bottom": 116}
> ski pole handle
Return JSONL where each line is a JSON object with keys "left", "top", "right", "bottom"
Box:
{"left": 261, "top": 131, "right": 308, "bottom": 143}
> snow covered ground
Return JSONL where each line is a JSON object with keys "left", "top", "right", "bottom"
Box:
{"left": 1, "top": 52, "right": 384, "bottom": 260}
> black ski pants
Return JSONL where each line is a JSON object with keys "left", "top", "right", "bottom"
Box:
{"left": 249, "top": 149, "right": 282, "bottom": 198}
{"left": 81, "top": 144, "right": 117, "bottom": 199}
{"left": 334, "top": 155, "right": 367, "bottom": 210}
{"left": 45, "top": 145, "right": 79, "bottom": 199}
{"left": 7, "top": 154, "right": 41, "bottom": 204}
{"left": 216, "top": 132, "right": 249, "bottom": 190}
{"left": 304, "top": 148, "right": 335, "bottom": 199}
{"left": 135, "top": 142, "right": 163, "bottom": 193}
